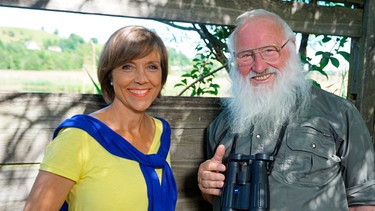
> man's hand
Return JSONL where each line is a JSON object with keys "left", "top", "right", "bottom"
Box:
{"left": 197, "top": 144, "right": 226, "bottom": 203}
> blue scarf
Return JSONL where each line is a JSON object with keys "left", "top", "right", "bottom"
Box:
{"left": 53, "top": 114, "right": 177, "bottom": 211}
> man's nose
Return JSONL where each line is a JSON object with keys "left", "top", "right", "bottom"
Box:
{"left": 251, "top": 53, "right": 268, "bottom": 73}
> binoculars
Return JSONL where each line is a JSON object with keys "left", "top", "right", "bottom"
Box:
{"left": 221, "top": 153, "right": 273, "bottom": 211}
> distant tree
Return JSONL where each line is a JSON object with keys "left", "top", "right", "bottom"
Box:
{"left": 44, "top": 39, "right": 60, "bottom": 48}
{"left": 7, "top": 30, "right": 15, "bottom": 37}
{"left": 90, "top": 38, "right": 98, "bottom": 44}
{"left": 62, "top": 33, "right": 85, "bottom": 51}
{"left": 168, "top": 48, "right": 192, "bottom": 68}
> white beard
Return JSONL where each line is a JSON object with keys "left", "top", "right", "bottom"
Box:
{"left": 222, "top": 54, "right": 311, "bottom": 135}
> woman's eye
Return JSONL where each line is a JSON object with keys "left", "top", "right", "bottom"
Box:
{"left": 148, "top": 64, "right": 160, "bottom": 71}
{"left": 122, "top": 64, "right": 135, "bottom": 71}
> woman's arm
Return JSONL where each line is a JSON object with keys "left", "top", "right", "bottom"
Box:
{"left": 24, "top": 170, "right": 75, "bottom": 211}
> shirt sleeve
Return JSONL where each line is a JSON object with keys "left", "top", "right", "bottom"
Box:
{"left": 39, "top": 128, "right": 88, "bottom": 182}
{"left": 339, "top": 102, "right": 375, "bottom": 206}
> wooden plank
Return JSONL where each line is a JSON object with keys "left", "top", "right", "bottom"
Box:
{"left": 0, "top": 0, "right": 363, "bottom": 37}
{"left": 0, "top": 165, "right": 39, "bottom": 211}
{"left": 275, "top": 3, "right": 363, "bottom": 37}
{"left": 0, "top": 127, "right": 209, "bottom": 163}
{"left": 347, "top": 0, "right": 375, "bottom": 144}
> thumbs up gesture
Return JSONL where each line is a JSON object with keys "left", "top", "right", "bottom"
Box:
{"left": 197, "top": 145, "right": 226, "bottom": 203}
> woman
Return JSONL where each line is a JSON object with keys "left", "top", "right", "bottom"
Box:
{"left": 24, "top": 26, "right": 177, "bottom": 211}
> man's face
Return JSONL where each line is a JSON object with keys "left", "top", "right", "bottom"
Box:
{"left": 234, "top": 18, "right": 292, "bottom": 88}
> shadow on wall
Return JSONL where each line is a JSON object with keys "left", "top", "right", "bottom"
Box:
{"left": 0, "top": 93, "right": 221, "bottom": 210}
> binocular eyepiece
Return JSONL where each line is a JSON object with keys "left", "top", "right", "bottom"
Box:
{"left": 221, "top": 153, "right": 273, "bottom": 211}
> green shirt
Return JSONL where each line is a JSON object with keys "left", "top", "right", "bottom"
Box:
{"left": 207, "top": 86, "right": 375, "bottom": 210}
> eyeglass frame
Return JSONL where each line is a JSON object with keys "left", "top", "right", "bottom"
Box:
{"left": 234, "top": 39, "right": 291, "bottom": 66}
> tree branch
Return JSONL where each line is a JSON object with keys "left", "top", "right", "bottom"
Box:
{"left": 177, "top": 63, "right": 228, "bottom": 96}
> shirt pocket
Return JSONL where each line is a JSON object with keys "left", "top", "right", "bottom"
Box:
{"left": 274, "top": 126, "right": 341, "bottom": 187}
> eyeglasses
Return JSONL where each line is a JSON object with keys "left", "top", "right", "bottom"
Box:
{"left": 234, "top": 39, "right": 291, "bottom": 67}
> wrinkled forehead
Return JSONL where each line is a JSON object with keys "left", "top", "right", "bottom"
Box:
{"left": 234, "top": 18, "right": 285, "bottom": 52}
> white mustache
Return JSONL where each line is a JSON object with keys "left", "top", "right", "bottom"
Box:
{"left": 248, "top": 68, "right": 278, "bottom": 78}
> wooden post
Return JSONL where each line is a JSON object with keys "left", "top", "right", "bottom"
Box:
{"left": 348, "top": 0, "right": 375, "bottom": 144}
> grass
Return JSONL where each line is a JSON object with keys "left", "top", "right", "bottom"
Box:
{"left": 0, "top": 70, "right": 99, "bottom": 94}
{"left": 0, "top": 69, "right": 347, "bottom": 98}
{"left": 0, "top": 69, "right": 231, "bottom": 97}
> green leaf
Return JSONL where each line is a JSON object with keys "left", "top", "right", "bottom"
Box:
{"left": 86, "top": 71, "right": 101, "bottom": 94}
{"left": 320, "top": 57, "right": 329, "bottom": 69}
{"left": 210, "top": 84, "right": 220, "bottom": 88}
{"left": 330, "top": 57, "right": 340, "bottom": 68}
{"left": 315, "top": 51, "right": 325, "bottom": 56}
{"left": 322, "top": 36, "right": 331, "bottom": 43}
{"left": 312, "top": 80, "right": 321, "bottom": 88}
{"left": 174, "top": 83, "right": 184, "bottom": 87}
{"left": 191, "top": 90, "right": 196, "bottom": 96}
{"left": 337, "top": 51, "right": 350, "bottom": 62}
{"left": 195, "top": 46, "right": 203, "bottom": 51}
{"left": 181, "top": 73, "right": 191, "bottom": 77}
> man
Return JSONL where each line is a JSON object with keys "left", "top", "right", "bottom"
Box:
{"left": 197, "top": 9, "right": 375, "bottom": 210}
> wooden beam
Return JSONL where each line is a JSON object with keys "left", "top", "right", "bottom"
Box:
{"left": 0, "top": 0, "right": 363, "bottom": 37}
{"left": 348, "top": 0, "right": 375, "bottom": 144}
{"left": 358, "top": 0, "right": 375, "bottom": 144}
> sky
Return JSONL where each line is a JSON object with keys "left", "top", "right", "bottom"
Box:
{"left": 0, "top": 6, "right": 201, "bottom": 58}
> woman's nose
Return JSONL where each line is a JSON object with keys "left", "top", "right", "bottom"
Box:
{"left": 134, "top": 68, "right": 148, "bottom": 84}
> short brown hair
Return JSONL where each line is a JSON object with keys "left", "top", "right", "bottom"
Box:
{"left": 97, "top": 26, "right": 168, "bottom": 103}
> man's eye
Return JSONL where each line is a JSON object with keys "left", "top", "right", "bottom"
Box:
{"left": 238, "top": 51, "right": 253, "bottom": 59}
{"left": 262, "top": 47, "right": 277, "bottom": 55}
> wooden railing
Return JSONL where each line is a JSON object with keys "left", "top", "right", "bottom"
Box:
{"left": 0, "top": 93, "right": 223, "bottom": 210}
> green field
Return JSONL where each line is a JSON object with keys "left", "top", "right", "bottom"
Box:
{"left": 0, "top": 70, "right": 232, "bottom": 97}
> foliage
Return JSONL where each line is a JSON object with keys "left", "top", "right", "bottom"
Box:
{"left": 301, "top": 35, "right": 350, "bottom": 88}
{"left": 167, "top": 48, "right": 193, "bottom": 71}
{"left": 173, "top": 24, "right": 232, "bottom": 96}
{"left": 0, "top": 27, "right": 99, "bottom": 71}
{"left": 86, "top": 71, "right": 102, "bottom": 94}
{"left": 174, "top": 44, "right": 220, "bottom": 96}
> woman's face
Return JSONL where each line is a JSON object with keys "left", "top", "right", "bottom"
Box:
{"left": 111, "top": 50, "right": 162, "bottom": 113}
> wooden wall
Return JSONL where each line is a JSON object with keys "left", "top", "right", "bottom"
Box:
{"left": 0, "top": 93, "right": 222, "bottom": 210}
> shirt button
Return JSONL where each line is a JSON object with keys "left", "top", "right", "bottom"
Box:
{"left": 256, "top": 134, "right": 261, "bottom": 139}
{"left": 311, "top": 143, "right": 316, "bottom": 149}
